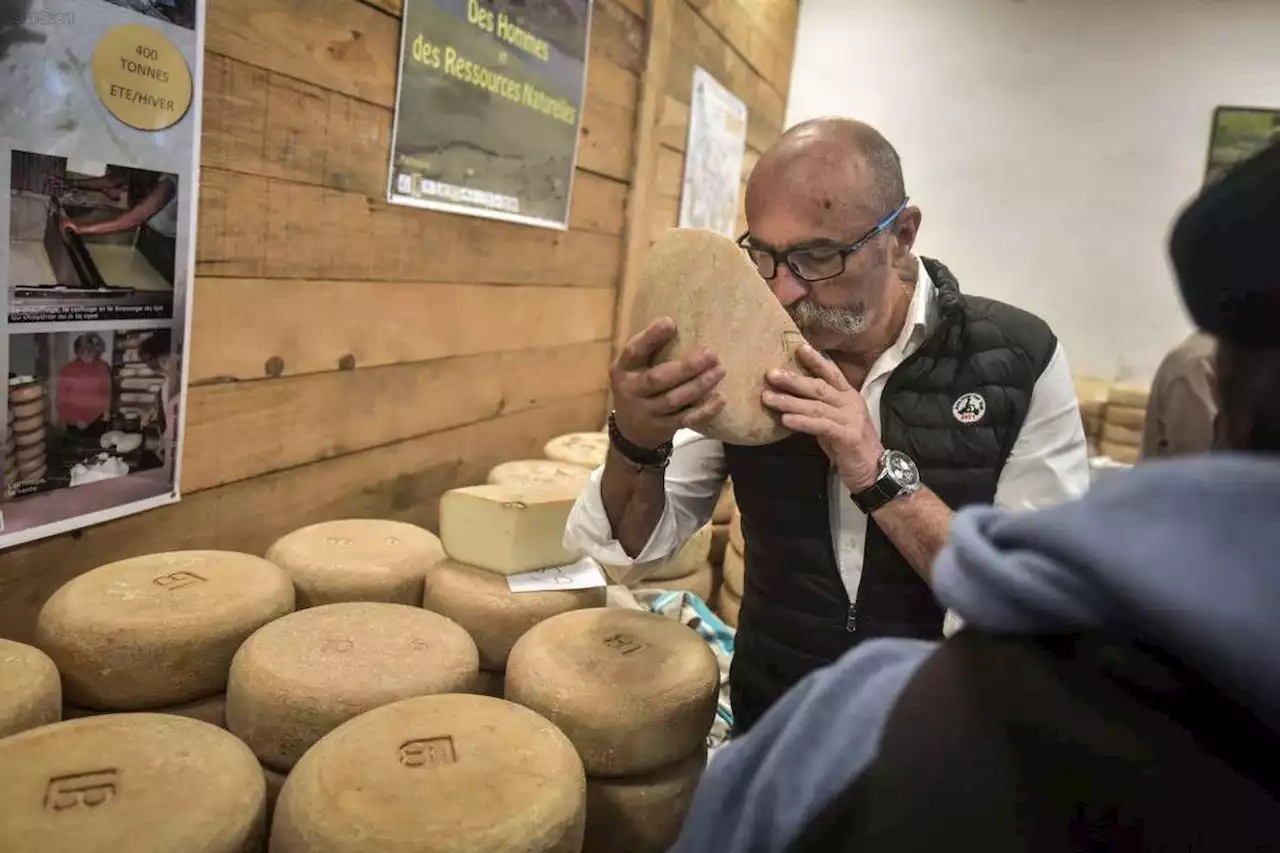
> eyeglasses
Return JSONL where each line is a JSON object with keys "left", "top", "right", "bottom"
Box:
{"left": 737, "top": 197, "right": 910, "bottom": 283}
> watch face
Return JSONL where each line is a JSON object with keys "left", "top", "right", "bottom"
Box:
{"left": 884, "top": 450, "right": 920, "bottom": 489}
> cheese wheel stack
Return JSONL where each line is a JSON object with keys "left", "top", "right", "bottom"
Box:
{"left": 717, "top": 506, "right": 744, "bottom": 628}
{"left": 270, "top": 695, "right": 587, "bottom": 853}
{"left": 0, "top": 639, "right": 61, "bottom": 738}
{"left": 35, "top": 551, "right": 296, "bottom": 723}
{"left": 434, "top": 468, "right": 604, "bottom": 694}
{"left": 2, "top": 408, "right": 14, "bottom": 495}
{"left": 1073, "top": 376, "right": 1111, "bottom": 455}
{"left": 8, "top": 377, "right": 47, "bottom": 490}
{"left": 629, "top": 523, "right": 717, "bottom": 603}
{"left": 544, "top": 431, "right": 609, "bottom": 470}
{"left": 265, "top": 518, "right": 446, "bottom": 608}
{"left": 226, "top": 602, "right": 477, "bottom": 775}
{"left": 507, "top": 608, "right": 719, "bottom": 853}
{"left": 0, "top": 714, "right": 266, "bottom": 852}
{"left": 1101, "top": 383, "right": 1150, "bottom": 465}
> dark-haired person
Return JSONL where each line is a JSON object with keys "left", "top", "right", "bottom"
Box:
{"left": 565, "top": 117, "right": 1089, "bottom": 734}
{"left": 670, "top": 138, "right": 1280, "bottom": 853}
{"left": 138, "top": 330, "right": 179, "bottom": 466}
{"left": 1141, "top": 330, "right": 1218, "bottom": 458}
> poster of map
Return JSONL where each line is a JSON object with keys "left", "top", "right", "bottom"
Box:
{"left": 387, "top": 0, "right": 592, "bottom": 230}
{"left": 679, "top": 67, "right": 748, "bottom": 237}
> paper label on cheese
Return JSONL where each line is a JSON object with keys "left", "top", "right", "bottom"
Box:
{"left": 506, "top": 558, "right": 606, "bottom": 593}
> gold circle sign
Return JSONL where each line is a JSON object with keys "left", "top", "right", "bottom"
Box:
{"left": 92, "top": 24, "right": 193, "bottom": 132}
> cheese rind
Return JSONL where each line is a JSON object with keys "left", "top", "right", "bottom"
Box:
{"left": 35, "top": 551, "right": 296, "bottom": 709}
{"left": 0, "top": 639, "right": 60, "bottom": 738}
{"left": 645, "top": 525, "right": 713, "bottom": 581}
{"left": 711, "top": 481, "right": 734, "bottom": 524}
{"left": 423, "top": 557, "right": 606, "bottom": 671}
{"left": 584, "top": 748, "right": 707, "bottom": 853}
{"left": 439, "top": 483, "right": 582, "bottom": 575}
{"left": 634, "top": 561, "right": 715, "bottom": 602}
{"left": 0, "top": 714, "right": 265, "bottom": 852}
{"left": 63, "top": 692, "right": 227, "bottom": 729}
{"left": 729, "top": 506, "right": 744, "bottom": 555}
{"left": 717, "top": 586, "right": 741, "bottom": 628}
{"left": 225, "top": 602, "right": 478, "bottom": 772}
{"left": 265, "top": 518, "right": 445, "bottom": 608}
{"left": 506, "top": 608, "right": 719, "bottom": 776}
{"left": 544, "top": 432, "right": 609, "bottom": 469}
{"left": 270, "top": 695, "right": 586, "bottom": 853}
{"left": 488, "top": 459, "right": 594, "bottom": 491}
{"left": 709, "top": 524, "right": 729, "bottom": 566}
{"left": 723, "top": 543, "right": 744, "bottom": 597}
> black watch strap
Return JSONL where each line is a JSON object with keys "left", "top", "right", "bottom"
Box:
{"left": 851, "top": 473, "right": 900, "bottom": 514}
{"left": 607, "top": 411, "right": 673, "bottom": 469}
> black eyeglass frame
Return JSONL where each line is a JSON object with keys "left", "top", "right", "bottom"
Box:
{"left": 736, "top": 197, "right": 911, "bottom": 283}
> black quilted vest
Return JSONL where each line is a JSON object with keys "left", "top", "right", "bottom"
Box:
{"left": 723, "top": 258, "right": 1057, "bottom": 735}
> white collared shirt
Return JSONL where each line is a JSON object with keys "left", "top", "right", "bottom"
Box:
{"left": 564, "top": 261, "right": 1091, "bottom": 607}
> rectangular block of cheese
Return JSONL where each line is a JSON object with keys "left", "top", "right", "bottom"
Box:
{"left": 439, "top": 483, "right": 582, "bottom": 575}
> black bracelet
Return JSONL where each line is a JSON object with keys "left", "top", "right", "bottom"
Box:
{"left": 607, "top": 410, "right": 673, "bottom": 470}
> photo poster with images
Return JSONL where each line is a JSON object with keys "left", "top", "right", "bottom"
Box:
{"left": 386, "top": 0, "right": 593, "bottom": 230}
{"left": 679, "top": 67, "right": 748, "bottom": 238}
{"left": 0, "top": 0, "right": 204, "bottom": 549}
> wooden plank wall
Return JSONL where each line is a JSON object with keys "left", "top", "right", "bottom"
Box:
{"left": 0, "top": 0, "right": 799, "bottom": 643}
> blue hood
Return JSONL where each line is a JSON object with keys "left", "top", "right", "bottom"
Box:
{"left": 934, "top": 453, "right": 1280, "bottom": 732}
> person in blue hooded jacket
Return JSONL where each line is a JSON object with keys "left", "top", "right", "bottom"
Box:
{"left": 668, "top": 139, "right": 1280, "bottom": 853}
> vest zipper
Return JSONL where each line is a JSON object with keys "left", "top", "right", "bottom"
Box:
{"left": 846, "top": 603, "right": 858, "bottom": 633}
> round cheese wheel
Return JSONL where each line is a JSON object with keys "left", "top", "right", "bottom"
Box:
{"left": 470, "top": 668, "right": 505, "bottom": 699}
{"left": 723, "top": 544, "right": 744, "bottom": 598}
{"left": 729, "top": 506, "right": 744, "bottom": 554}
{"left": 36, "top": 551, "right": 296, "bottom": 710}
{"left": 10, "top": 398, "right": 44, "bottom": 420}
{"left": 506, "top": 608, "right": 719, "bottom": 776}
{"left": 544, "top": 432, "right": 609, "bottom": 469}
{"left": 711, "top": 481, "right": 734, "bottom": 524}
{"left": 226, "top": 602, "right": 478, "bottom": 772}
{"left": 0, "top": 714, "right": 265, "bottom": 852}
{"left": 18, "top": 462, "right": 45, "bottom": 484}
{"left": 1100, "top": 440, "right": 1140, "bottom": 465}
{"left": 14, "top": 423, "right": 45, "bottom": 446}
{"left": 0, "top": 639, "right": 61, "bottom": 738}
{"left": 487, "top": 459, "right": 594, "bottom": 491}
{"left": 633, "top": 561, "right": 715, "bottom": 602}
{"left": 646, "top": 525, "right": 714, "bottom": 581}
{"left": 627, "top": 228, "right": 806, "bottom": 446}
{"left": 1108, "top": 384, "right": 1150, "bottom": 409}
{"left": 709, "top": 524, "right": 729, "bottom": 567}
{"left": 717, "top": 587, "right": 741, "bottom": 628}
{"left": 16, "top": 442, "right": 44, "bottom": 465}
{"left": 8, "top": 381, "right": 44, "bottom": 404}
{"left": 3, "top": 434, "right": 13, "bottom": 457}
{"left": 583, "top": 747, "right": 706, "bottom": 853}
{"left": 1105, "top": 404, "right": 1146, "bottom": 430}
{"left": 270, "top": 694, "right": 586, "bottom": 853}
{"left": 1102, "top": 421, "right": 1143, "bottom": 447}
{"left": 265, "top": 519, "right": 445, "bottom": 608}
{"left": 423, "top": 557, "right": 606, "bottom": 671}
{"left": 64, "top": 693, "right": 227, "bottom": 728}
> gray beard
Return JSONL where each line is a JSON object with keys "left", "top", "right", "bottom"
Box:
{"left": 787, "top": 300, "right": 869, "bottom": 339}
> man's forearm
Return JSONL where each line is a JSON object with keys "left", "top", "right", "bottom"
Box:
{"left": 870, "top": 487, "right": 952, "bottom": 584}
{"left": 598, "top": 446, "right": 668, "bottom": 557}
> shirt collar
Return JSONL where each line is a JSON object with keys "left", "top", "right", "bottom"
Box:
{"left": 898, "top": 257, "right": 935, "bottom": 353}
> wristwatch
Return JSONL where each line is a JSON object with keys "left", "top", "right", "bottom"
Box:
{"left": 851, "top": 449, "right": 921, "bottom": 513}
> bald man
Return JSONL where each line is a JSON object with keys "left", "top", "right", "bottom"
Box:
{"left": 564, "top": 118, "right": 1089, "bottom": 734}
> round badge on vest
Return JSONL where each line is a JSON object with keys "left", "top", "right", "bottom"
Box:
{"left": 952, "top": 392, "right": 987, "bottom": 424}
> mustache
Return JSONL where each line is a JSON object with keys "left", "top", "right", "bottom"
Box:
{"left": 787, "top": 300, "right": 869, "bottom": 337}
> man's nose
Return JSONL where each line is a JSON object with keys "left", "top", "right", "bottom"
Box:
{"left": 770, "top": 264, "right": 808, "bottom": 308}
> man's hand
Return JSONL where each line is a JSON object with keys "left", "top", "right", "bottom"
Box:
{"left": 610, "top": 317, "right": 726, "bottom": 449}
{"left": 762, "top": 344, "right": 884, "bottom": 491}
{"left": 58, "top": 213, "right": 77, "bottom": 234}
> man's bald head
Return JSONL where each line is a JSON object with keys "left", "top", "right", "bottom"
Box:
{"left": 747, "top": 118, "right": 906, "bottom": 220}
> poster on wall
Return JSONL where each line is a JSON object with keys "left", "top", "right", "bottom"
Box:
{"left": 679, "top": 67, "right": 748, "bottom": 238}
{"left": 1205, "top": 106, "right": 1280, "bottom": 185}
{"left": 387, "top": 0, "right": 593, "bottom": 230}
{"left": 0, "top": 0, "right": 203, "bottom": 550}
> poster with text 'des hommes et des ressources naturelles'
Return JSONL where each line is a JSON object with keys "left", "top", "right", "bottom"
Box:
{"left": 0, "top": 0, "right": 202, "bottom": 549}
{"left": 387, "top": 0, "right": 592, "bottom": 230}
